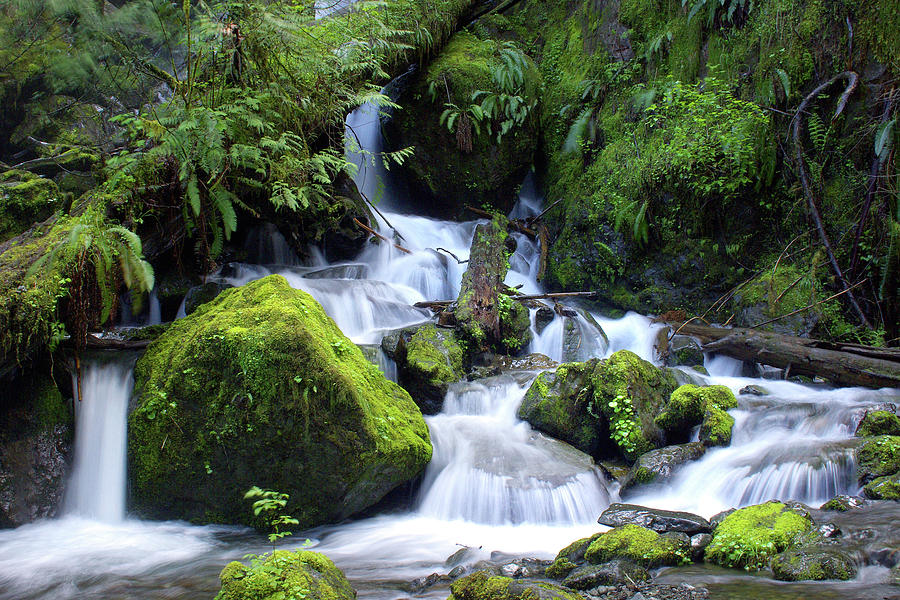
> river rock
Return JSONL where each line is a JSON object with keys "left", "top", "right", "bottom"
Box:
{"left": 862, "top": 472, "right": 900, "bottom": 500}
{"left": 664, "top": 335, "right": 704, "bottom": 367}
{"left": 182, "top": 281, "right": 232, "bottom": 316}
{"left": 690, "top": 533, "right": 712, "bottom": 562}
{"left": 217, "top": 550, "right": 356, "bottom": 600}
{"left": 598, "top": 503, "right": 711, "bottom": 535}
{"left": 562, "top": 559, "right": 650, "bottom": 589}
{"left": 0, "top": 369, "right": 72, "bottom": 527}
{"left": 128, "top": 275, "right": 432, "bottom": 528}
{"left": 855, "top": 410, "right": 900, "bottom": 437}
{"left": 705, "top": 501, "right": 813, "bottom": 570}
{"left": 738, "top": 384, "right": 769, "bottom": 396}
{"left": 855, "top": 435, "right": 900, "bottom": 485}
{"left": 655, "top": 384, "right": 737, "bottom": 447}
{"left": 628, "top": 442, "right": 706, "bottom": 486}
{"left": 395, "top": 323, "right": 464, "bottom": 414}
{"left": 770, "top": 546, "right": 857, "bottom": 581}
{"left": 534, "top": 306, "right": 555, "bottom": 334}
{"left": 448, "top": 570, "right": 574, "bottom": 600}
{"left": 820, "top": 494, "right": 867, "bottom": 512}
{"left": 584, "top": 525, "right": 691, "bottom": 567}
{"left": 492, "top": 353, "right": 558, "bottom": 372}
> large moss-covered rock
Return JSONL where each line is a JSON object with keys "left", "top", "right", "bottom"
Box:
{"left": 583, "top": 524, "right": 690, "bottom": 567}
{"left": 855, "top": 435, "right": 900, "bottom": 485}
{"left": 448, "top": 570, "right": 580, "bottom": 600}
{"left": 128, "top": 275, "right": 432, "bottom": 528}
{"left": 0, "top": 368, "right": 72, "bottom": 527}
{"left": 862, "top": 472, "right": 900, "bottom": 500}
{"left": 0, "top": 170, "right": 62, "bottom": 243}
{"left": 655, "top": 384, "right": 737, "bottom": 447}
{"left": 770, "top": 546, "right": 857, "bottom": 581}
{"left": 705, "top": 502, "right": 813, "bottom": 570}
{"left": 856, "top": 410, "right": 900, "bottom": 437}
{"left": 396, "top": 324, "right": 465, "bottom": 414}
{"left": 215, "top": 550, "right": 355, "bottom": 600}
{"left": 387, "top": 32, "right": 541, "bottom": 216}
{"left": 562, "top": 559, "right": 650, "bottom": 589}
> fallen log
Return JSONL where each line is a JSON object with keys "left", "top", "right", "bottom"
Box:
{"left": 354, "top": 218, "right": 411, "bottom": 254}
{"left": 664, "top": 321, "right": 900, "bottom": 389}
{"left": 82, "top": 334, "right": 152, "bottom": 350}
{"left": 412, "top": 290, "right": 598, "bottom": 310}
{"left": 464, "top": 205, "right": 538, "bottom": 238}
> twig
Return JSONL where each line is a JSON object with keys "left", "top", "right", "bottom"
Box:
{"left": 354, "top": 218, "right": 411, "bottom": 254}
{"left": 435, "top": 247, "right": 468, "bottom": 264}
{"left": 750, "top": 279, "right": 867, "bottom": 329}
{"left": 527, "top": 198, "right": 564, "bottom": 224}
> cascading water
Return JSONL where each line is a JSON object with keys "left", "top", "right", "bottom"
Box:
{"left": 1, "top": 97, "right": 898, "bottom": 600}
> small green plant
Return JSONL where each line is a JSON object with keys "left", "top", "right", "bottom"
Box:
{"left": 244, "top": 485, "right": 300, "bottom": 545}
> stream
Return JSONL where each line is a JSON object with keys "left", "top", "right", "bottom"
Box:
{"left": 0, "top": 102, "right": 898, "bottom": 600}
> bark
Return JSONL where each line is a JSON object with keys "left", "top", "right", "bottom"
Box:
{"left": 666, "top": 321, "right": 900, "bottom": 389}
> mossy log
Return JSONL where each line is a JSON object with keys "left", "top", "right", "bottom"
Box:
{"left": 667, "top": 321, "right": 900, "bottom": 388}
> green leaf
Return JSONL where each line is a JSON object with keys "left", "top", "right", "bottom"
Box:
{"left": 775, "top": 68, "right": 790, "bottom": 99}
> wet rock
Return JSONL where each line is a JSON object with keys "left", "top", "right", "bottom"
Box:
{"left": 628, "top": 443, "right": 706, "bottom": 486}
{"left": 855, "top": 435, "right": 900, "bottom": 485}
{"left": 493, "top": 353, "right": 558, "bottom": 372}
{"left": 598, "top": 503, "right": 684, "bottom": 531}
{"left": 705, "top": 502, "right": 813, "bottom": 570}
{"left": 217, "top": 550, "right": 355, "bottom": 600}
{"left": 709, "top": 508, "right": 736, "bottom": 530}
{"left": 562, "top": 559, "right": 650, "bottom": 589}
{"left": 665, "top": 335, "right": 704, "bottom": 367}
{"left": 303, "top": 263, "right": 369, "bottom": 280}
{"left": 584, "top": 525, "right": 691, "bottom": 567}
{"left": 820, "top": 495, "right": 867, "bottom": 512}
{"left": 738, "top": 384, "right": 769, "bottom": 396}
{"left": 408, "top": 571, "right": 451, "bottom": 592}
{"left": 863, "top": 472, "right": 900, "bottom": 500}
{"left": 535, "top": 306, "right": 555, "bottom": 334}
{"left": 817, "top": 522, "right": 842, "bottom": 538}
{"left": 395, "top": 324, "right": 465, "bottom": 414}
{"left": 561, "top": 313, "right": 607, "bottom": 362}
{"left": 855, "top": 410, "right": 900, "bottom": 437}
{"left": 690, "top": 533, "right": 712, "bottom": 562}
{"left": 656, "top": 384, "right": 737, "bottom": 447}
{"left": 446, "top": 546, "right": 481, "bottom": 568}
{"left": 182, "top": 281, "right": 232, "bottom": 316}
{"left": 770, "top": 546, "right": 857, "bottom": 581}
{"left": 448, "top": 570, "right": 574, "bottom": 600}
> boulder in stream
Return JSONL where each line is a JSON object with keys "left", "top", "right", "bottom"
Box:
{"left": 770, "top": 545, "right": 857, "bottom": 581}
{"left": 182, "top": 281, "right": 233, "bottom": 316}
{"left": 448, "top": 570, "right": 575, "bottom": 600}
{"left": 395, "top": 323, "right": 465, "bottom": 414}
{"left": 628, "top": 442, "right": 707, "bottom": 486}
{"left": 128, "top": 275, "right": 432, "bottom": 529}
{"left": 584, "top": 524, "right": 691, "bottom": 568}
{"left": 862, "top": 472, "right": 900, "bottom": 500}
{"left": 655, "top": 384, "right": 737, "bottom": 448}
{"left": 562, "top": 559, "right": 650, "bottom": 589}
{"left": 855, "top": 435, "right": 900, "bottom": 485}
{"left": 855, "top": 410, "right": 900, "bottom": 437}
{"left": 597, "top": 503, "right": 711, "bottom": 535}
{"left": 216, "top": 550, "right": 355, "bottom": 600}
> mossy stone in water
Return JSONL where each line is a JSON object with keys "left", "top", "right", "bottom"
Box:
{"left": 770, "top": 546, "right": 857, "bottom": 581}
{"left": 397, "top": 324, "right": 464, "bottom": 414}
{"left": 656, "top": 384, "right": 737, "bottom": 447}
{"left": 856, "top": 435, "right": 900, "bottom": 484}
{"left": 856, "top": 411, "right": 900, "bottom": 437}
{"left": 862, "top": 472, "right": 900, "bottom": 500}
{"left": 215, "top": 550, "right": 355, "bottom": 600}
{"left": 128, "top": 275, "right": 432, "bottom": 528}
{"left": 583, "top": 524, "right": 690, "bottom": 567}
{"left": 448, "top": 570, "right": 581, "bottom": 600}
{"left": 705, "top": 501, "right": 813, "bottom": 570}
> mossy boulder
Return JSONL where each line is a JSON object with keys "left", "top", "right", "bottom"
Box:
{"left": 0, "top": 170, "right": 61, "bottom": 243}
{"left": 855, "top": 435, "right": 900, "bottom": 485}
{"left": 128, "top": 275, "right": 432, "bottom": 528}
{"left": 628, "top": 442, "right": 706, "bottom": 486}
{"left": 0, "top": 367, "right": 72, "bottom": 527}
{"left": 705, "top": 502, "right": 813, "bottom": 570}
{"left": 561, "top": 559, "right": 650, "bottom": 589}
{"left": 448, "top": 570, "right": 580, "bottom": 600}
{"left": 862, "top": 472, "right": 900, "bottom": 500}
{"left": 731, "top": 267, "right": 823, "bottom": 336}
{"left": 583, "top": 524, "right": 690, "bottom": 568}
{"left": 183, "top": 281, "right": 233, "bottom": 316}
{"left": 655, "top": 384, "right": 737, "bottom": 448}
{"left": 820, "top": 495, "right": 866, "bottom": 512}
{"left": 387, "top": 32, "right": 541, "bottom": 216}
{"left": 215, "top": 550, "right": 355, "bottom": 600}
{"left": 770, "top": 546, "right": 857, "bottom": 581}
{"left": 396, "top": 324, "right": 465, "bottom": 414}
{"left": 855, "top": 411, "right": 900, "bottom": 437}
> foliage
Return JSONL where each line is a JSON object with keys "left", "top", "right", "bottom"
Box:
{"left": 683, "top": 0, "right": 754, "bottom": 27}
{"left": 245, "top": 486, "right": 300, "bottom": 544}
{"left": 706, "top": 502, "right": 812, "bottom": 570}
{"left": 216, "top": 550, "right": 355, "bottom": 600}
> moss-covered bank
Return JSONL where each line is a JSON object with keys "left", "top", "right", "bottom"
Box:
{"left": 128, "top": 275, "right": 432, "bottom": 528}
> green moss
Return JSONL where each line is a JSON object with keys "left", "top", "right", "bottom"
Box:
{"left": 590, "top": 350, "right": 678, "bottom": 460}
{"left": 856, "top": 411, "right": 900, "bottom": 438}
{"left": 705, "top": 502, "right": 813, "bottom": 570}
{"left": 405, "top": 324, "right": 464, "bottom": 388}
{"left": 700, "top": 405, "right": 736, "bottom": 447}
{"left": 129, "top": 275, "right": 432, "bottom": 528}
{"left": 0, "top": 171, "right": 61, "bottom": 242}
{"left": 656, "top": 384, "right": 737, "bottom": 446}
{"left": 215, "top": 550, "right": 355, "bottom": 600}
{"left": 545, "top": 557, "right": 577, "bottom": 579}
{"left": 583, "top": 524, "right": 691, "bottom": 567}
{"left": 856, "top": 436, "right": 900, "bottom": 481}
{"left": 448, "top": 570, "right": 581, "bottom": 600}
{"left": 771, "top": 546, "right": 856, "bottom": 581}
{"left": 862, "top": 472, "right": 900, "bottom": 500}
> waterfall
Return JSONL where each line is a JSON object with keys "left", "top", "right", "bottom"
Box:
{"left": 64, "top": 358, "right": 134, "bottom": 521}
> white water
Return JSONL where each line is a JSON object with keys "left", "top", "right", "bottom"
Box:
{"left": 1, "top": 101, "right": 898, "bottom": 599}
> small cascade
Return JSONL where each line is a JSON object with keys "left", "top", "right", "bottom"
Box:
{"left": 65, "top": 357, "right": 134, "bottom": 521}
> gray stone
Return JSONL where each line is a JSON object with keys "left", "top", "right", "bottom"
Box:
{"left": 562, "top": 559, "right": 650, "bottom": 590}
{"left": 628, "top": 443, "right": 706, "bottom": 486}
{"left": 739, "top": 385, "right": 769, "bottom": 396}
{"left": 771, "top": 546, "right": 857, "bottom": 581}
{"left": 598, "top": 503, "right": 711, "bottom": 535}
{"left": 820, "top": 494, "right": 867, "bottom": 512}
{"left": 690, "top": 533, "right": 712, "bottom": 562}
{"left": 666, "top": 335, "right": 704, "bottom": 367}
{"left": 183, "top": 281, "right": 233, "bottom": 316}
{"left": 535, "top": 306, "right": 555, "bottom": 334}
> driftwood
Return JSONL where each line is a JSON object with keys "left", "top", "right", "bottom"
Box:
{"left": 665, "top": 321, "right": 900, "bottom": 389}
{"left": 354, "top": 218, "right": 411, "bottom": 254}
{"left": 464, "top": 205, "right": 538, "bottom": 238}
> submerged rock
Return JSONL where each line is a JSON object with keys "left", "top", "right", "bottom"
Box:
{"left": 128, "top": 275, "right": 432, "bottom": 528}
{"left": 216, "top": 550, "right": 355, "bottom": 600}
{"left": 855, "top": 410, "right": 900, "bottom": 437}
{"left": 664, "top": 335, "right": 704, "bottom": 368}
{"left": 704, "top": 501, "right": 813, "bottom": 570}
{"left": 628, "top": 442, "right": 706, "bottom": 486}
{"left": 598, "top": 503, "right": 711, "bottom": 535}
{"left": 584, "top": 524, "right": 691, "bottom": 568}
{"left": 770, "top": 546, "right": 857, "bottom": 581}
{"left": 395, "top": 324, "right": 464, "bottom": 414}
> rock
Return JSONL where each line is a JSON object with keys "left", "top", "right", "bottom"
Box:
{"left": 552, "top": 533, "right": 604, "bottom": 566}
{"left": 665, "top": 335, "right": 704, "bottom": 367}
{"left": 739, "top": 385, "right": 769, "bottom": 396}
{"left": 182, "top": 281, "right": 233, "bottom": 316}
{"left": 732, "top": 267, "right": 821, "bottom": 336}
{"left": 0, "top": 170, "right": 62, "bottom": 243}
{"left": 820, "top": 495, "right": 867, "bottom": 512}
{"left": 493, "top": 353, "right": 558, "bottom": 372}
{"left": 855, "top": 435, "right": 900, "bottom": 485}
{"left": 395, "top": 324, "right": 464, "bottom": 414}
{"left": 562, "top": 559, "right": 650, "bottom": 589}
{"left": 447, "top": 570, "right": 574, "bottom": 600}
{"left": 584, "top": 524, "right": 691, "bottom": 567}
{"left": 770, "top": 546, "right": 857, "bottom": 581}
{"left": 216, "top": 550, "right": 355, "bottom": 600}
{"left": 628, "top": 443, "right": 706, "bottom": 486}
{"left": 862, "top": 472, "right": 900, "bottom": 500}
{"left": 534, "top": 307, "right": 555, "bottom": 334}
{"left": 128, "top": 275, "right": 432, "bottom": 528}
{"left": 709, "top": 508, "right": 735, "bottom": 530}
{"left": 561, "top": 313, "right": 608, "bottom": 362}
{"left": 855, "top": 410, "right": 900, "bottom": 437}
{"left": 816, "top": 523, "right": 841, "bottom": 538}
{"left": 0, "top": 369, "right": 72, "bottom": 527}
{"left": 387, "top": 32, "right": 541, "bottom": 216}
{"left": 655, "top": 384, "right": 737, "bottom": 447}
{"left": 598, "top": 503, "right": 711, "bottom": 535}
{"left": 690, "top": 533, "right": 712, "bottom": 562}
{"left": 303, "top": 263, "right": 368, "bottom": 280}
{"left": 704, "top": 501, "right": 813, "bottom": 570}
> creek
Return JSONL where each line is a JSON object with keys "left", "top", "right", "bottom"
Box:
{"left": 0, "top": 102, "right": 897, "bottom": 600}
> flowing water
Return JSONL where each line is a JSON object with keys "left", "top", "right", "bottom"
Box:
{"left": 0, "top": 103, "right": 898, "bottom": 599}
